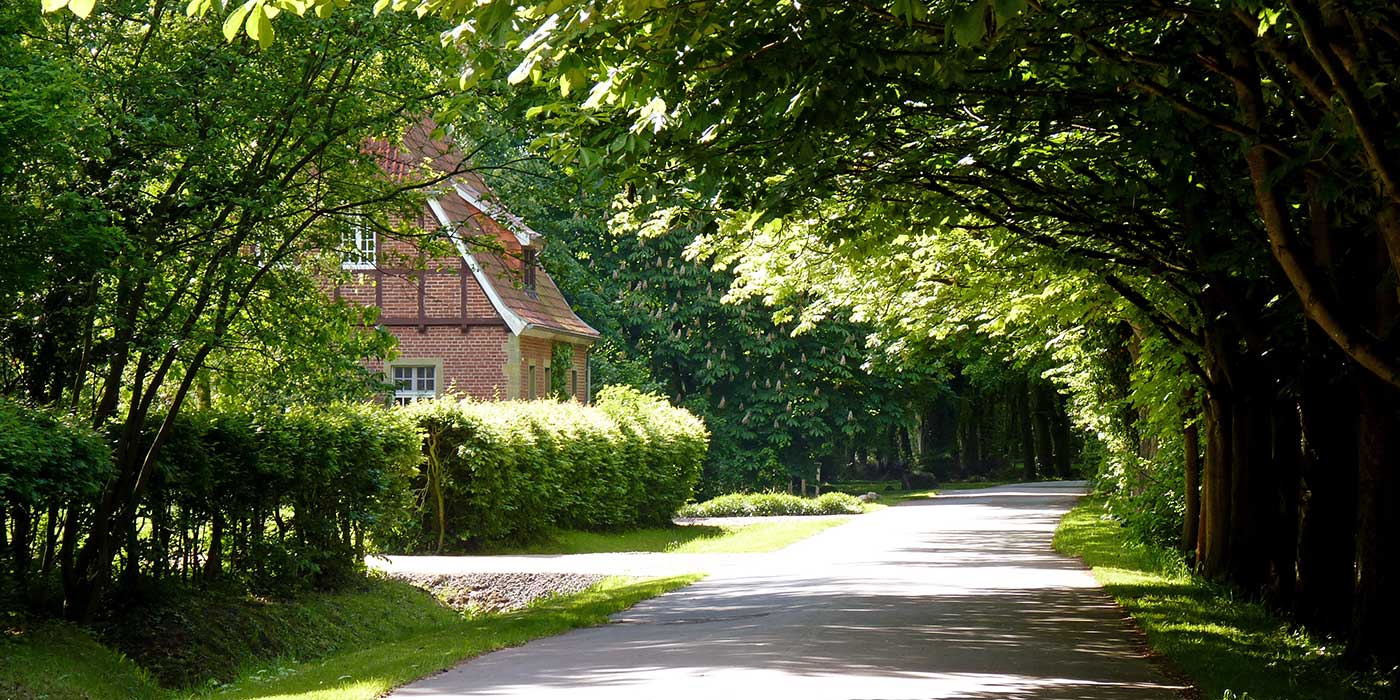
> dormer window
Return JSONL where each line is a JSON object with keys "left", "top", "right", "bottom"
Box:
{"left": 342, "top": 221, "right": 376, "bottom": 269}
{"left": 523, "top": 247, "right": 538, "bottom": 292}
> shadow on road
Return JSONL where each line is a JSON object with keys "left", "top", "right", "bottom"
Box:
{"left": 389, "top": 480, "right": 1186, "bottom": 700}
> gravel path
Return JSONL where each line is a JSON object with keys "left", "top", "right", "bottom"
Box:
{"left": 382, "top": 572, "right": 605, "bottom": 614}
{"left": 385, "top": 481, "right": 1189, "bottom": 699}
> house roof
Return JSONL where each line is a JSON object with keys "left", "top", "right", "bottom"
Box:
{"left": 376, "top": 119, "right": 599, "bottom": 342}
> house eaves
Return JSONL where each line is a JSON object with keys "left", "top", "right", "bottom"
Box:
{"left": 427, "top": 197, "right": 529, "bottom": 336}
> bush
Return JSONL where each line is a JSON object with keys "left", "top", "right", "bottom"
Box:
{"left": 376, "top": 386, "right": 708, "bottom": 551}
{"left": 677, "top": 491, "right": 864, "bottom": 518}
{"left": 144, "top": 402, "right": 420, "bottom": 594}
{"left": 0, "top": 397, "right": 111, "bottom": 594}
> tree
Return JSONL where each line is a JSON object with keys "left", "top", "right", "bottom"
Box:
{"left": 43, "top": 0, "right": 1400, "bottom": 667}
{"left": 3, "top": 0, "right": 463, "bottom": 618}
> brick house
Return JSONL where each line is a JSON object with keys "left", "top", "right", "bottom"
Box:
{"left": 334, "top": 122, "right": 599, "bottom": 404}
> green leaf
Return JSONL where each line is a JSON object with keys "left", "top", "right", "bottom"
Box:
{"left": 992, "top": 0, "right": 1025, "bottom": 23}
{"left": 40, "top": 0, "right": 67, "bottom": 13}
{"left": 560, "top": 69, "right": 584, "bottom": 97}
{"left": 223, "top": 0, "right": 256, "bottom": 42}
{"left": 246, "top": 4, "right": 275, "bottom": 49}
{"left": 949, "top": 0, "right": 988, "bottom": 46}
{"left": 507, "top": 56, "right": 538, "bottom": 85}
{"left": 373, "top": 0, "right": 391, "bottom": 14}
{"left": 67, "top": 0, "right": 96, "bottom": 18}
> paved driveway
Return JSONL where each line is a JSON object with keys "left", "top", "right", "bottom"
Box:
{"left": 386, "top": 481, "right": 1188, "bottom": 699}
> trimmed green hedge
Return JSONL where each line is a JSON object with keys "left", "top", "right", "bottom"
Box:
{"left": 0, "top": 398, "right": 112, "bottom": 592}
{"left": 146, "top": 403, "right": 421, "bottom": 593}
{"left": 677, "top": 492, "right": 865, "bottom": 518}
{"left": 376, "top": 386, "right": 708, "bottom": 551}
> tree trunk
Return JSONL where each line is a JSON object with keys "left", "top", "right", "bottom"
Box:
{"left": 1350, "top": 373, "right": 1400, "bottom": 665}
{"left": 1019, "top": 380, "right": 1036, "bottom": 481}
{"left": 1294, "top": 347, "right": 1357, "bottom": 635}
{"left": 120, "top": 514, "right": 140, "bottom": 594}
{"left": 1266, "top": 396, "right": 1301, "bottom": 609}
{"left": 1198, "top": 390, "right": 1233, "bottom": 577}
{"left": 40, "top": 503, "right": 60, "bottom": 578}
{"left": 1182, "top": 392, "right": 1201, "bottom": 553}
{"left": 10, "top": 503, "right": 31, "bottom": 592}
{"left": 1049, "top": 393, "right": 1074, "bottom": 478}
{"left": 1030, "top": 381, "right": 1055, "bottom": 477}
{"left": 1226, "top": 372, "right": 1274, "bottom": 592}
{"left": 204, "top": 511, "right": 224, "bottom": 581}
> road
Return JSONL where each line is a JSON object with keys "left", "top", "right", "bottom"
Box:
{"left": 386, "top": 481, "right": 1188, "bottom": 700}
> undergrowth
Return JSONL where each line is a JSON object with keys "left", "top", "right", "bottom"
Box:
{"left": 1054, "top": 498, "right": 1392, "bottom": 700}
{"left": 0, "top": 574, "right": 699, "bottom": 700}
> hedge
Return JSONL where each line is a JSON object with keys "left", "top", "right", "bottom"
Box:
{"left": 0, "top": 398, "right": 112, "bottom": 593}
{"left": 376, "top": 386, "right": 708, "bottom": 551}
{"left": 143, "top": 403, "right": 421, "bottom": 593}
{"left": 676, "top": 492, "right": 865, "bottom": 518}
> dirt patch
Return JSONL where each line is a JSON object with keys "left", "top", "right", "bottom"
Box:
{"left": 384, "top": 572, "right": 605, "bottom": 613}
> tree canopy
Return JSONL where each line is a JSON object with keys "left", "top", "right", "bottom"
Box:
{"left": 26, "top": 0, "right": 1400, "bottom": 671}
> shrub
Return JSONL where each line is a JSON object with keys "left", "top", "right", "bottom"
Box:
{"left": 0, "top": 397, "right": 112, "bottom": 593}
{"left": 377, "top": 386, "right": 708, "bottom": 551}
{"left": 677, "top": 491, "right": 864, "bottom": 518}
{"left": 145, "top": 402, "right": 421, "bottom": 594}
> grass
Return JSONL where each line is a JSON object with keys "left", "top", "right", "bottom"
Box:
{"left": 0, "top": 619, "right": 164, "bottom": 700}
{"left": 0, "top": 574, "right": 700, "bottom": 700}
{"left": 487, "top": 518, "right": 850, "bottom": 555}
{"left": 1054, "top": 498, "right": 1390, "bottom": 700}
{"left": 825, "top": 478, "right": 1018, "bottom": 506}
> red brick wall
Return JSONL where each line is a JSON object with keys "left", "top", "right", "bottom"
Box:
{"left": 572, "top": 343, "right": 590, "bottom": 402}
{"left": 518, "top": 334, "right": 551, "bottom": 400}
{"left": 365, "top": 325, "right": 512, "bottom": 401}
{"left": 514, "top": 334, "right": 593, "bottom": 402}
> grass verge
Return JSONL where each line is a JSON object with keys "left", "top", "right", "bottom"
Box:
{"left": 489, "top": 518, "right": 849, "bottom": 555}
{"left": 826, "top": 479, "right": 1018, "bottom": 506}
{"left": 1054, "top": 498, "right": 1389, "bottom": 700}
{"left": 0, "top": 574, "right": 700, "bottom": 700}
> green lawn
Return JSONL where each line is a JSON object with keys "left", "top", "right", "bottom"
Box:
{"left": 826, "top": 479, "right": 1017, "bottom": 506}
{"left": 486, "top": 518, "right": 849, "bottom": 555}
{"left": 0, "top": 575, "right": 699, "bottom": 700}
{"left": 1054, "top": 498, "right": 1389, "bottom": 700}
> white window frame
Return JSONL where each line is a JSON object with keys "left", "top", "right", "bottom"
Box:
{"left": 390, "top": 361, "right": 439, "bottom": 405}
{"left": 342, "top": 220, "right": 376, "bottom": 270}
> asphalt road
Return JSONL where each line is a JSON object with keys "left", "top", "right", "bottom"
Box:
{"left": 386, "top": 481, "right": 1187, "bottom": 700}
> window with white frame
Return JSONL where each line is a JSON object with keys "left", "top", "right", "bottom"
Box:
{"left": 392, "top": 365, "right": 436, "bottom": 405}
{"left": 342, "top": 221, "right": 376, "bottom": 269}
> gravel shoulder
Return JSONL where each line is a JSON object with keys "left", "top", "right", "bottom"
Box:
{"left": 381, "top": 572, "right": 606, "bottom": 614}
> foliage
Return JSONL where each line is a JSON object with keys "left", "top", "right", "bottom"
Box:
{"left": 39, "top": 0, "right": 1400, "bottom": 668}
{"left": 139, "top": 403, "right": 421, "bottom": 595}
{"left": 1055, "top": 499, "right": 1392, "bottom": 700}
{"left": 377, "top": 386, "right": 708, "bottom": 550}
{"left": 677, "top": 492, "right": 864, "bottom": 518}
{"left": 1, "top": 0, "right": 458, "bottom": 618}
{"left": 438, "top": 121, "right": 953, "bottom": 495}
{"left": 0, "top": 397, "right": 111, "bottom": 515}
{"left": 1, "top": 574, "right": 700, "bottom": 699}
{"left": 0, "top": 397, "right": 112, "bottom": 601}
